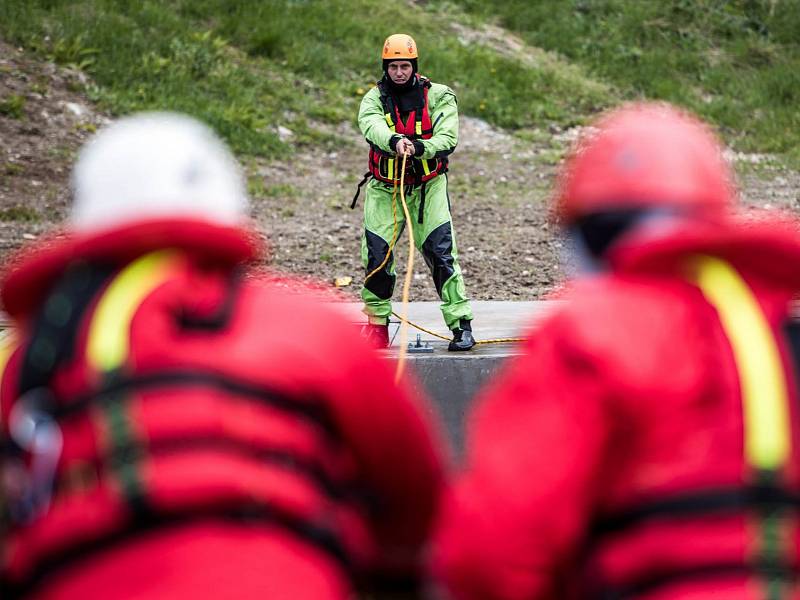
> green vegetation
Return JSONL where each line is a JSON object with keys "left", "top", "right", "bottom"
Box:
{"left": 0, "top": 93, "right": 26, "bottom": 119}
{"left": 3, "top": 162, "right": 24, "bottom": 176}
{"left": 247, "top": 179, "right": 300, "bottom": 201}
{"left": 2, "top": 0, "right": 795, "bottom": 163}
{"left": 0, "top": 0, "right": 611, "bottom": 157}
{"left": 0, "top": 206, "right": 40, "bottom": 222}
{"left": 454, "top": 0, "right": 800, "bottom": 163}
{"left": 263, "top": 183, "right": 300, "bottom": 198}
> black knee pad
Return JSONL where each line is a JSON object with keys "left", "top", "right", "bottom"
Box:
{"left": 365, "top": 229, "right": 396, "bottom": 299}
{"left": 421, "top": 222, "right": 455, "bottom": 297}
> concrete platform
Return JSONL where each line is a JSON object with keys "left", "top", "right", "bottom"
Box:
{"left": 335, "top": 300, "right": 555, "bottom": 347}
{"left": 336, "top": 301, "right": 557, "bottom": 453}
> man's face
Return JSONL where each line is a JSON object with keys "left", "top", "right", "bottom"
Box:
{"left": 387, "top": 61, "right": 413, "bottom": 85}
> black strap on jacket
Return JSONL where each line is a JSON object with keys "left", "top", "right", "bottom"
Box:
{"left": 592, "top": 560, "right": 800, "bottom": 600}
{"left": 50, "top": 368, "right": 341, "bottom": 443}
{"left": 417, "top": 181, "right": 427, "bottom": 224}
{"left": 351, "top": 171, "right": 372, "bottom": 209}
{"left": 3, "top": 263, "right": 113, "bottom": 455}
{"left": 19, "top": 261, "right": 116, "bottom": 397}
{"left": 3, "top": 503, "right": 354, "bottom": 600}
{"left": 176, "top": 270, "right": 241, "bottom": 331}
{"left": 585, "top": 483, "right": 800, "bottom": 598}
{"left": 592, "top": 484, "right": 800, "bottom": 538}
{"left": 377, "top": 79, "right": 397, "bottom": 124}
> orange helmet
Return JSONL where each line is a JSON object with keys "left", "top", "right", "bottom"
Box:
{"left": 382, "top": 34, "right": 418, "bottom": 60}
{"left": 555, "top": 102, "right": 735, "bottom": 225}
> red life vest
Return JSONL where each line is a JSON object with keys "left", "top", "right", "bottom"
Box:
{"left": 0, "top": 246, "right": 372, "bottom": 596}
{"left": 434, "top": 219, "right": 800, "bottom": 600}
{"left": 368, "top": 75, "right": 448, "bottom": 186}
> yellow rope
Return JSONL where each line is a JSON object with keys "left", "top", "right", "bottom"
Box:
{"left": 475, "top": 337, "right": 526, "bottom": 345}
{"left": 364, "top": 161, "right": 400, "bottom": 284}
{"left": 391, "top": 311, "right": 525, "bottom": 345}
{"left": 392, "top": 310, "right": 450, "bottom": 341}
{"left": 394, "top": 154, "right": 413, "bottom": 383}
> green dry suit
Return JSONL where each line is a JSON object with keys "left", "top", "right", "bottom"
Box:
{"left": 357, "top": 75, "right": 473, "bottom": 330}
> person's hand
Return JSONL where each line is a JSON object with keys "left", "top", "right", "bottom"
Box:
{"left": 394, "top": 137, "right": 415, "bottom": 156}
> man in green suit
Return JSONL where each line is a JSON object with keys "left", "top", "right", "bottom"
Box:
{"left": 356, "top": 33, "right": 474, "bottom": 351}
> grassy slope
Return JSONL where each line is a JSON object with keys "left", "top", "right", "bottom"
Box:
{"left": 454, "top": 0, "right": 800, "bottom": 164}
{"left": 0, "top": 0, "right": 612, "bottom": 159}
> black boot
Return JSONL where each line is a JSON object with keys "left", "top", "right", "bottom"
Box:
{"left": 448, "top": 319, "right": 475, "bottom": 351}
{"left": 361, "top": 322, "right": 390, "bottom": 349}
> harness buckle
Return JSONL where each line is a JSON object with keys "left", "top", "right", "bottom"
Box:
{"left": 6, "top": 387, "right": 62, "bottom": 523}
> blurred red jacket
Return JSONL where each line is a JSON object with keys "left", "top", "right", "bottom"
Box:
{"left": 435, "top": 215, "right": 800, "bottom": 600}
{"left": 0, "top": 219, "right": 446, "bottom": 600}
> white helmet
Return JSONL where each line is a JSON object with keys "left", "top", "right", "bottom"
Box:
{"left": 71, "top": 112, "right": 249, "bottom": 233}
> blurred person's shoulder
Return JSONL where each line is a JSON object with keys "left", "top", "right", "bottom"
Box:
{"left": 523, "top": 273, "right": 707, "bottom": 391}
{"left": 244, "top": 269, "right": 362, "bottom": 337}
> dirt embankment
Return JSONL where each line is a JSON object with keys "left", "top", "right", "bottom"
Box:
{"left": 2, "top": 38, "right": 799, "bottom": 307}
{"left": 0, "top": 41, "right": 109, "bottom": 245}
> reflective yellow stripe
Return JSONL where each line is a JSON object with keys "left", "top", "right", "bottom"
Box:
{"left": 415, "top": 120, "right": 422, "bottom": 136}
{"left": 87, "top": 251, "right": 181, "bottom": 373}
{"left": 690, "top": 255, "right": 790, "bottom": 471}
{"left": 387, "top": 158, "right": 395, "bottom": 181}
{"left": 0, "top": 334, "right": 16, "bottom": 376}
{"left": 421, "top": 158, "right": 431, "bottom": 176}
{"left": 385, "top": 113, "right": 395, "bottom": 131}
{"left": 0, "top": 334, "right": 17, "bottom": 426}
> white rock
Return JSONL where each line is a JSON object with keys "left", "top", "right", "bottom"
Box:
{"left": 64, "top": 102, "right": 87, "bottom": 117}
{"left": 277, "top": 126, "right": 294, "bottom": 141}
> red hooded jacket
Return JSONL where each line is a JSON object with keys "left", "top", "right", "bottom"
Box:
{"left": 0, "top": 219, "right": 445, "bottom": 600}
{"left": 435, "top": 214, "right": 800, "bottom": 600}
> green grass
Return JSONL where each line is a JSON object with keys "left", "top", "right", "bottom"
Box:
{"left": 0, "top": 0, "right": 613, "bottom": 158}
{"left": 3, "top": 162, "right": 25, "bottom": 176}
{"left": 0, "top": 206, "right": 40, "bottom": 222}
{"left": 0, "top": 93, "right": 26, "bottom": 119}
{"left": 262, "top": 183, "right": 299, "bottom": 198}
{"left": 453, "top": 0, "right": 800, "bottom": 164}
{"left": 6, "top": 1, "right": 791, "bottom": 164}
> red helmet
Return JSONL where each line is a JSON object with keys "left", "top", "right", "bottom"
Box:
{"left": 554, "top": 102, "right": 735, "bottom": 224}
